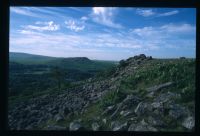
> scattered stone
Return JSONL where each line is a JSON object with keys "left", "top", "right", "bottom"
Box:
{"left": 111, "top": 95, "right": 140, "bottom": 118}
{"left": 168, "top": 104, "right": 187, "bottom": 119}
{"left": 182, "top": 116, "right": 195, "bottom": 130}
{"left": 147, "top": 56, "right": 153, "bottom": 60}
{"left": 134, "top": 102, "right": 152, "bottom": 116}
{"left": 92, "top": 122, "right": 100, "bottom": 131}
{"left": 156, "top": 92, "right": 181, "bottom": 104}
{"left": 54, "top": 114, "right": 65, "bottom": 122}
{"left": 69, "top": 121, "right": 82, "bottom": 131}
{"left": 102, "top": 118, "right": 107, "bottom": 124}
{"left": 151, "top": 102, "right": 162, "bottom": 109}
{"left": 146, "top": 82, "right": 174, "bottom": 93}
{"left": 128, "top": 120, "right": 157, "bottom": 131}
{"left": 111, "top": 121, "right": 127, "bottom": 131}
{"left": 147, "top": 116, "right": 165, "bottom": 127}
{"left": 102, "top": 105, "right": 115, "bottom": 115}
{"left": 120, "top": 110, "right": 132, "bottom": 117}
{"left": 139, "top": 54, "right": 146, "bottom": 60}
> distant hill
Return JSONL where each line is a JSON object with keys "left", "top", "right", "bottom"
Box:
{"left": 9, "top": 52, "right": 57, "bottom": 64}
{"left": 9, "top": 52, "right": 117, "bottom": 72}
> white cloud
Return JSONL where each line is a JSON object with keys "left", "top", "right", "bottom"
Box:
{"left": 91, "top": 7, "right": 123, "bottom": 29}
{"left": 81, "top": 16, "right": 88, "bottom": 21}
{"left": 136, "top": 9, "right": 179, "bottom": 17}
{"left": 23, "top": 21, "right": 60, "bottom": 31}
{"left": 136, "top": 9, "right": 155, "bottom": 17}
{"left": 160, "top": 23, "right": 195, "bottom": 33}
{"left": 132, "top": 23, "right": 195, "bottom": 37}
{"left": 158, "top": 10, "right": 179, "bottom": 17}
{"left": 65, "top": 20, "right": 85, "bottom": 32}
{"left": 131, "top": 23, "right": 196, "bottom": 51}
{"left": 11, "top": 22, "right": 195, "bottom": 60}
{"left": 10, "top": 7, "right": 39, "bottom": 17}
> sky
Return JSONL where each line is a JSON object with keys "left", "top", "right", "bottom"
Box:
{"left": 10, "top": 7, "right": 196, "bottom": 60}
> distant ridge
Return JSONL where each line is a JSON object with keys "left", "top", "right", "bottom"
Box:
{"left": 9, "top": 52, "right": 55, "bottom": 59}
{"left": 9, "top": 52, "right": 116, "bottom": 72}
{"left": 9, "top": 52, "right": 91, "bottom": 64}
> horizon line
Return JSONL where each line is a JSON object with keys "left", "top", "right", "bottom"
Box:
{"left": 9, "top": 51, "right": 196, "bottom": 61}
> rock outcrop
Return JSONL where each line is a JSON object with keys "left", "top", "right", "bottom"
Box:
{"left": 8, "top": 54, "right": 195, "bottom": 131}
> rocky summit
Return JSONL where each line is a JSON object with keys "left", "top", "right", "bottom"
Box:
{"left": 8, "top": 54, "right": 195, "bottom": 131}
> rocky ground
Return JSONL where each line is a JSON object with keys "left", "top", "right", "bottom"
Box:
{"left": 8, "top": 54, "right": 195, "bottom": 131}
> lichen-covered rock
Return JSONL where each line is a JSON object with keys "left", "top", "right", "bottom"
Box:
{"left": 102, "top": 118, "right": 107, "bottom": 124}
{"left": 102, "top": 105, "right": 115, "bottom": 115}
{"left": 168, "top": 104, "right": 187, "bottom": 119}
{"left": 120, "top": 110, "right": 132, "bottom": 117}
{"left": 111, "top": 121, "right": 128, "bottom": 131}
{"left": 92, "top": 122, "right": 100, "bottom": 131}
{"left": 182, "top": 116, "right": 195, "bottom": 130}
{"left": 69, "top": 121, "right": 82, "bottom": 131}
{"left": 147, "top": 116, "right": 165, "bottom": 127}
{"left": 134, "top": 102, "right": 152, "bottom": 116}
{"left": 128, "top": 120, "right": 157, "bottom": 131}
{"left": 54, "top": 113, "right": 65, "bottom": 122}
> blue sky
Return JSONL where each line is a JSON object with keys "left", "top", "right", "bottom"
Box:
{"left": 10, "top": 7, "right": 196, "bottom": 60}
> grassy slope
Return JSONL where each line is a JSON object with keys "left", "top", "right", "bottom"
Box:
{"left": 43, "top": 58, "right": 195, "bottom": 130}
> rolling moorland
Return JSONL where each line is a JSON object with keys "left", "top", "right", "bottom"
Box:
{"left": 8, "top": 52, "right": 195, "bottom": 131}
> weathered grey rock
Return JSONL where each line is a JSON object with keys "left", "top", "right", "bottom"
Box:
{"left": 168, "top": 104, "right": 187, "bottom": 119}
{"left": 153, "top": 108, "right": 164, "bottom": 117}
{"left": 54, "top": 114, "right": 65, "bottom": 122}
{"left": 134, "top": 102, "right": 152, "bottom": 116}
{"left": 151, "top": 102, "right": 162, "bottom": 109}
{"left": 102, "top": 118, "right": 107, "bottom": 124}
{"left": 156, "top": 92, "right": 181, "bottom": 104}
{"left": 102, "top": 105, "right": 115, "bottom": 115}
{"left": 111, "top": 121, "right": 127, "bottom": 131}
{"left": 92, "top": 122, "right": 100, "bottom": 131}
{"left": 133, "top": 54, "right": 146, "bottom": 60}
{"left": 69, "top": 121, "right": 82, "bottom": 131}
{"left": 122, "top": 95, "right": 141, "bottom": 105}
{"left": 147, "top": 116, "right": 165, "bottom": 127}
{"left": 111, "top": 95, "right": 140, "bottom": 118}
{"left": 128, "top": 120, "right": 157, "bottom": 131}
{"left": 120, "top": 110, "right": 132, "bottom": 117}
{"left": 182, "top": 116, "right": 195, "bottom": 130}
{"left": 139, "top": 54, "right": 146, "bottom": 59}
{"left": 147, "top": 56, "right": 152, "bottom": 60}
{"left": 146, "top": 82, "right": 174, "bottom": 93}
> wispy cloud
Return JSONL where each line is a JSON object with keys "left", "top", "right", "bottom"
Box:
{"left": 22, "top": 21, "right": 60, "bottom": 32}
{"left": 10, "top": 7, "right": 195, "bottom": 59}
{"left": 136, "top": 8, "right": 179, "bottom": 17}
{"left": 160, "top": 23, "right": 195, "bottom": 33}
{"left": 131, "top": 23, "right": 196, "bottom": 50}
{"left": 81, "top": 16, "right": 88, "bottom": 21}
{"left": 10, "top": 7, "right": 40, "bottom": 17}
{"left": 91, "top": 7, "right": 123, "bottom": 29}
{"left": 132, "top": 23, "right": 195, "bottom": 36}
{"left": 11, "top": 21, "right": 196, "bottom": 60}
{"left": 65, "top": 20, "right": 85, "bottom": 32}
{"left": 158, "top": 10, "right": 179, "bottom": 17}
{"left": 136, "top": 9, "right": 155, "bottom": 17}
